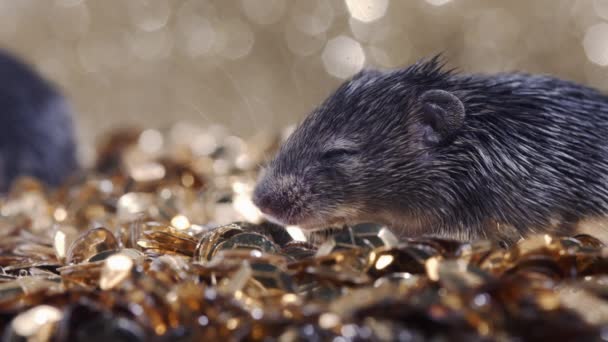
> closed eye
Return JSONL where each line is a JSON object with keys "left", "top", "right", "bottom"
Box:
{"left": 320, "top": 148, "right": 358, "bottom": 161}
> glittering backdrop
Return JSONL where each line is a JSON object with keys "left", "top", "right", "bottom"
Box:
{"left": 2, "top": 0, "right": 608, "bottom": 162}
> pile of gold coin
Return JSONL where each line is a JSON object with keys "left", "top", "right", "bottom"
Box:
{"left": 0, "top": 123, "right": 607, "bottom": 341}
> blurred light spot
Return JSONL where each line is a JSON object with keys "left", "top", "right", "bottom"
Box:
{"left": 198, "top": 315, "right": 209, "bottom": 326}
{"left": 224, "top": 135, "right": 246, "bottom": 156}
{"left": 426, "top": 0, "right": 452, "bottom": 6}
{"left": 216, "top": 19, "right": 255, "bottom": 60}
{"left": 181, "top": 173, "right": 195, "bottom": 187}
{"left": 251, "top": 307, "right": 264, "bottom": 319}
{"left": 233, "top": 194, "right": 262, "bottom": 223}
{"left": 117, "top": 193, "right": 155, "bottom": 221}
{"left": 127, "top": 29, "right": 173, "bottom": 61}
{"left": 242, "top": 0, "right": 286, "bottom": 25}
{"left": 54, "top": 230, "right": 68, "bottom": 259}
{"left": 139, "top": 129, "right": 164, "bottom": 154}
{"left": 319, "top": 313, "right": 340, "bottom": 329}
{"left": 285, "top": 23, "right": 326, "bottom": 56}
{"left": 235, "top": 153, "right": 254, "bottom": 170}
{"left": 374, "top": 254, "right": 394, "bottom": 270}
{"left": 160, "top": 188, "right": 172, "bottom": 200}
{"left": 12, "top": 305, "right": 62, "bottom": 337}
{"left": 281, "top": 125, "right": 297, "bottom": 142}
{"left": 171, "top": 215, "right": 191, "bottom": 230}
{"left": 191, "top": 133, "right": 218, "bottom": 156}
{"left": 281, "top": 293, "right": 300, "bottom": 304}
{"left": 127, "top": 0, "right": 171, "bottom": 32}
{"left": 54, "top": 207, "right": 67, "bottom": 222}
{"left": 166, "top": 291, "right": 179, "bottom": 303}
{"left": 341, "top": 324, "right": 359, "bottom": 339}
{"left": 584, "top": 23, "right": 608, "bottom": 66}
{"left": 473, "top": 293, "right": 490, "bottom": 307}
{"left": 286, "top": 225, "right": 307, "bottom": 241}
{"left": 99, "top": 180, "right": 114, "bottom": 193}
{"left": 232, "top": 181, "right": 263, "bottom": 223}
{"left": 176, "top": 14, "right": 217, "bottom": 58}
{"left": 169, "top": 121, "right": 203, "bottom": 146}
{"left": 345, "top": 0, "right": 389, "bottom": 23}
{"left": 100, "top": 253, "right": 134, "bottom": 290}
{"left": 106, "top": 253, "right": 134, "bottom": 272}
{"left": 322, "top": 36, "right": 366, "bottom": 79}
{"left": 425, "top": 256, "right": 440, "bottom": 281}
{"left": 348, "top": 16, "right": 393, "bottom": 43}
{"left": 290, "top": 0, "right": 334, "bottom": 35}
{"left": 129, "top": 162, "right": 166, "bottom": 182}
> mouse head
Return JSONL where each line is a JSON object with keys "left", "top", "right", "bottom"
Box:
{"left": 253, "top": 57, "right": 466, "bottom": 229}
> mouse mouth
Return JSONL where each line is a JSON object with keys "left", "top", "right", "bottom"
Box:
{"left": 272, "top": 213, "right": 351, "bottom": 231}
{"left": 260, "top": 212, "right": 293, "bottom": 226}
{"left": 296, "top": 216, "right": 347, "bottom": 230}
{"left": 294, "top": 205, "right": 369, "bottom": 230}
{"left": 260, "top": 210, "right": 346, "bottom": 230}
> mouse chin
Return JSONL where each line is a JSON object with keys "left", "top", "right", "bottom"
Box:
{"left": 296, "top": 217, "right": 348, "bottom": 230}
{"left": 283, "top": 216, "right": 354, "bottom": 231}
{"left": 260, "top": 212, "right": 309, "bottom": 227}
{"left": 261, "top": 212, "right": 348, "bottom": 230}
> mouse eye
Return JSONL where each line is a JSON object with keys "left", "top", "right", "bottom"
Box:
{"left": 320, "top": 148, "right": 358, "bottom": 161}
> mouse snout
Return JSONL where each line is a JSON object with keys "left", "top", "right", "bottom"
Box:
{"left": 253, "top": 191, "right": 288, "bottom": 218}
{"left": 252, "top": 173, "right": 308, "bottom": 224}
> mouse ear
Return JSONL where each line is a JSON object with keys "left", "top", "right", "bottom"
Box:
{"left": 419, "top": 89, "right": 465, "bottom": 145}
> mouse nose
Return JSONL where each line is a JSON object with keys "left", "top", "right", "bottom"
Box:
{"left": 253, "top": 173, "right": 306, "bottom": 223}
{"left": 252, "top": 188, "right": 283, "bottom": 218}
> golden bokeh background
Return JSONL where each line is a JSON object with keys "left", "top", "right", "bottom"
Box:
{"left": 2, "top": 0, "right": 608, "bottom": 158}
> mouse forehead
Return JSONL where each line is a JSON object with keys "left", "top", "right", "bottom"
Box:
{"left": 281, "top": 117, "right": 334, "bottom": 155}
{"left": 296, "top": 107, "right": 360, "bottom": 148}
{"left": 272, "top": 70, "right": 405, "bottom": 171}
{"left": 310, "top": 74, "right": 404, "bottom": 131}
{"left": 270, "top": 116, "right": 343, "bottom": 171}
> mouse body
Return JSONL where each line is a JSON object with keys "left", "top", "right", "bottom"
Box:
{"left": 0, "top": 50, "right": 77, "bottom": 192}
{"left": 253, "top": 57, "right": 608, "bottom": 243}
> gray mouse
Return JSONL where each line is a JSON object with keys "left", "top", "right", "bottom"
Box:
{"left": 0, "top": 50, "right": 77, "bottom": 192}
{"left": 253, "top": 56, "right": 608, "bottom": 243}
